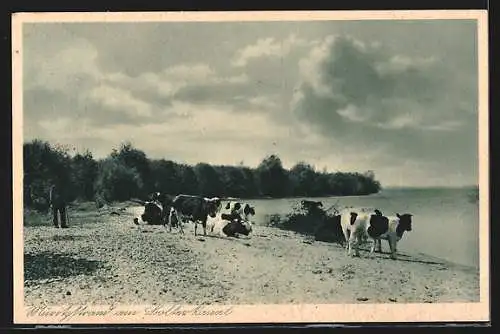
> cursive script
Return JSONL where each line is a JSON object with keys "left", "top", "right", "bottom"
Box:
{"left": 26, "top": 304, "right": 234, "bottom": 322}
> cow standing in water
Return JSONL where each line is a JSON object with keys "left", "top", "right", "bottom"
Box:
{"left": 49, "top": 183, "right": 68, "bottom": 228}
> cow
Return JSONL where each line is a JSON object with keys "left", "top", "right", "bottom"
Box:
{"left": 166, "top": 194, "right": 222, "bottom": 236}
{"left": 134, "top": 192, "right": 174, "bottom": 225}
{"left": 207, "top": 201, "right": 256, "bottom": 238}
{"left": 222, "top": 220, "right": 253, "bottom": 237}
{"left": 207, "top": 212, "right": 252, "bottom": 237}
{"left": 206, "top": 212, "right": 253, "bottom": 238}
{"left": 223, "top": 201, "right": 256, "bottom": 222}
{"left": 340, "top": 208, "right": 365, "bottom": 256}
{"left": 341, "top": 208, "right": 413, "bottom": 260}
{"left": 367, "top": 212, "right": 413, "bottom": 259}
{"left": 140, "top": 200, "right": 164, "bottom": 225}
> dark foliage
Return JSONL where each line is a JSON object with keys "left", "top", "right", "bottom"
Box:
{"left": 266, "top": 201, "right": 346, "bottom": 245}
{"left": 23, "top": 140, "right": 382, "bottom": 211}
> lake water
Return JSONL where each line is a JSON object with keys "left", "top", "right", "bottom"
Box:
{"left": 240, "top": 187, "right": 480, "bottom": 268}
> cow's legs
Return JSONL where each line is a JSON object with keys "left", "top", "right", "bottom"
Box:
{"left": 194, "top": 221, "right": 198, "bottom": 236}
{"left": 174, "top": 210, "right": 185, "bottom": 234}
{"left": 178, "top": 214, "right": 184, "bottom": 234}
{"left": 348, "top": 234, "right": 358, "bottom": 257}
{"left": 167, "top": 210, "right": 174, "bottom": 232}
{"left": 388, "top": 237, "right": 397, "bottom": 260}
{"left": 376, "top": 239, "right": 382, "bottom": 253}
{"left": 369, "top": 238, "right": 376, "bottom": 255}
{"left": 342, "top": 228, "right": 350, "bottom": 252}
{"left": 353, "top": 236, "right": 361, "bottom": 257}
{"left": 202, "top": 218, "right": 207, "bottom": 236}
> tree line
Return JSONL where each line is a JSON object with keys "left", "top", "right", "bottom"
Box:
{"left": 23, "top": 139, "right": 382, "bottom": 209}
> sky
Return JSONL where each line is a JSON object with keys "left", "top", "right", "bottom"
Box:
{"left": 22, "top": 19, "right": 479, "bottom": 187}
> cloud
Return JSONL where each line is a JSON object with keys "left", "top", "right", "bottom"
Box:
{"left": 22, "top": 22, "right": 479, "bottom": 187}
{"left": 231, "top": 34, "right": 311, "bottom": 67}
{"left": 292, "top": 34, "right": 475, "bottom": 134}
{"left": 290, "top": 34, "right": 478, "bottom": 185}
{"left": 24, "top": 33, "right": 256, "bottom": 127}
{"left": 87, "top": 84, "right": 154, "bottom": 118}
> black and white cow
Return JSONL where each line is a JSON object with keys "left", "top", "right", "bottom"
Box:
{"left": 140, "top": 200, "right": 164, "bottom": 225}
{"left": 165, "top": 194, "right": 222, "bottom": 236}
{"left": 134, "top": 192, "right": 174, "bottom": 226}
{"left": 207, "top": 201, "right": 256, "bottom": 237}
{"left": 367, "top": 212, "right": 413, "bottom": 259}
{"left": 223, "top": 201, "right": 256, "bottom": 222}
{"left": 341, "top": 208, "right": 413, "bottom": 260}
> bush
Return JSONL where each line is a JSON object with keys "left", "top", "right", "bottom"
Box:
{"left": 266, "top": 201, "right": 345, "bottom": 244}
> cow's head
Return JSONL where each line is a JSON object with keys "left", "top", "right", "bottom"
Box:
{"left": 396, "top": 213, "right": 413, "bottom": 231}
{"left": 206, "top": 198, "right": 221, "bottom": 218}
{"left": 211, "top": 197, "right": 222, "bottom": 211}
{"left": 349, "top": 212, "right": 358, "bottom": 225}
{"left": 233, "top": 202, "right": 242, "bottom": 211}
{"left": 243, "top": 204, "right": 255, "bottom": 216}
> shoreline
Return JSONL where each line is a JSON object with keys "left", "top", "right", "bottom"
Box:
{"left": 22, "top": 203, "right": 480, "bottom": 305}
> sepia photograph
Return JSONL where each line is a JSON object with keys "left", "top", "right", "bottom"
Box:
{"left": 12, "top": 10, "right": 489, "bottom": 324}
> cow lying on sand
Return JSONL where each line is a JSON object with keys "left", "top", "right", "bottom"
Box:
{"left": 133, "top": 192, "right": 174, "bottom": 225}
{"left": 165, "top": 194, "right": 221, "bottom": 236}
{"left": 207, "top": 201, "right": 256, "bottom": 237}
{"left": 341, "top": 208, "right": 413, "bottom": 260}
{"left": 207, "top": 213, "right": 254, "bottom": 238}
{"left": 140, "top": 200, "right": 164, "bottom": 225}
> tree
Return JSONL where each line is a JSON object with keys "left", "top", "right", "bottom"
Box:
{"left": 23, "top": 140, "right": 73, "bottom": 208}
{"left": 193, "top": 163, "right": 223, "bottom": 197}
{"left": 256, "top": 155, "right": 289, "bottom": 198}
{"left": 289, "top": 162, "right": 316, "bottom": 196}
{"left": 94, "top": 157, "right": 143, "bottom": 202}
{"left": 218, "top": 166, "right": 247, "bottom": 197}
{"left": 240, "top": 167, "right": 259, "bottom": 198}
{"left": 71, "top": 150, "right": 98, "bottom": 201}
{"left": 177, "top": 164, "right": 198, "bottom": 195}
{"left": 110, "top": 142, "right": 152, "bottom": 197}
{"left": 23, "top": 138, "right": 383, "bottom": 205}
{"left": 150, "top": 159, "right": 181, "bottom": 195}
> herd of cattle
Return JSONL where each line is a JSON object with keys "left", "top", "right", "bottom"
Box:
{"left": 133, "top": 193, "right": 255, "bottom": 238}
{"left": 133, "top": 193, "right": 413, "bottom": 260}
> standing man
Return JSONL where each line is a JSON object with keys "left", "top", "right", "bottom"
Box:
{"left": 49, "top": 183, "right": 68, "bottom": 228}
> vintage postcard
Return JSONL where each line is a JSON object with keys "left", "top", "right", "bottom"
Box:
{"left": 12, "top": 10, "right": 489, "bottom": 324}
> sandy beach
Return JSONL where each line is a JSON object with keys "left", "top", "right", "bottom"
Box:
{"left": 23, "top": 203, "right": 480, "bottom": 306}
